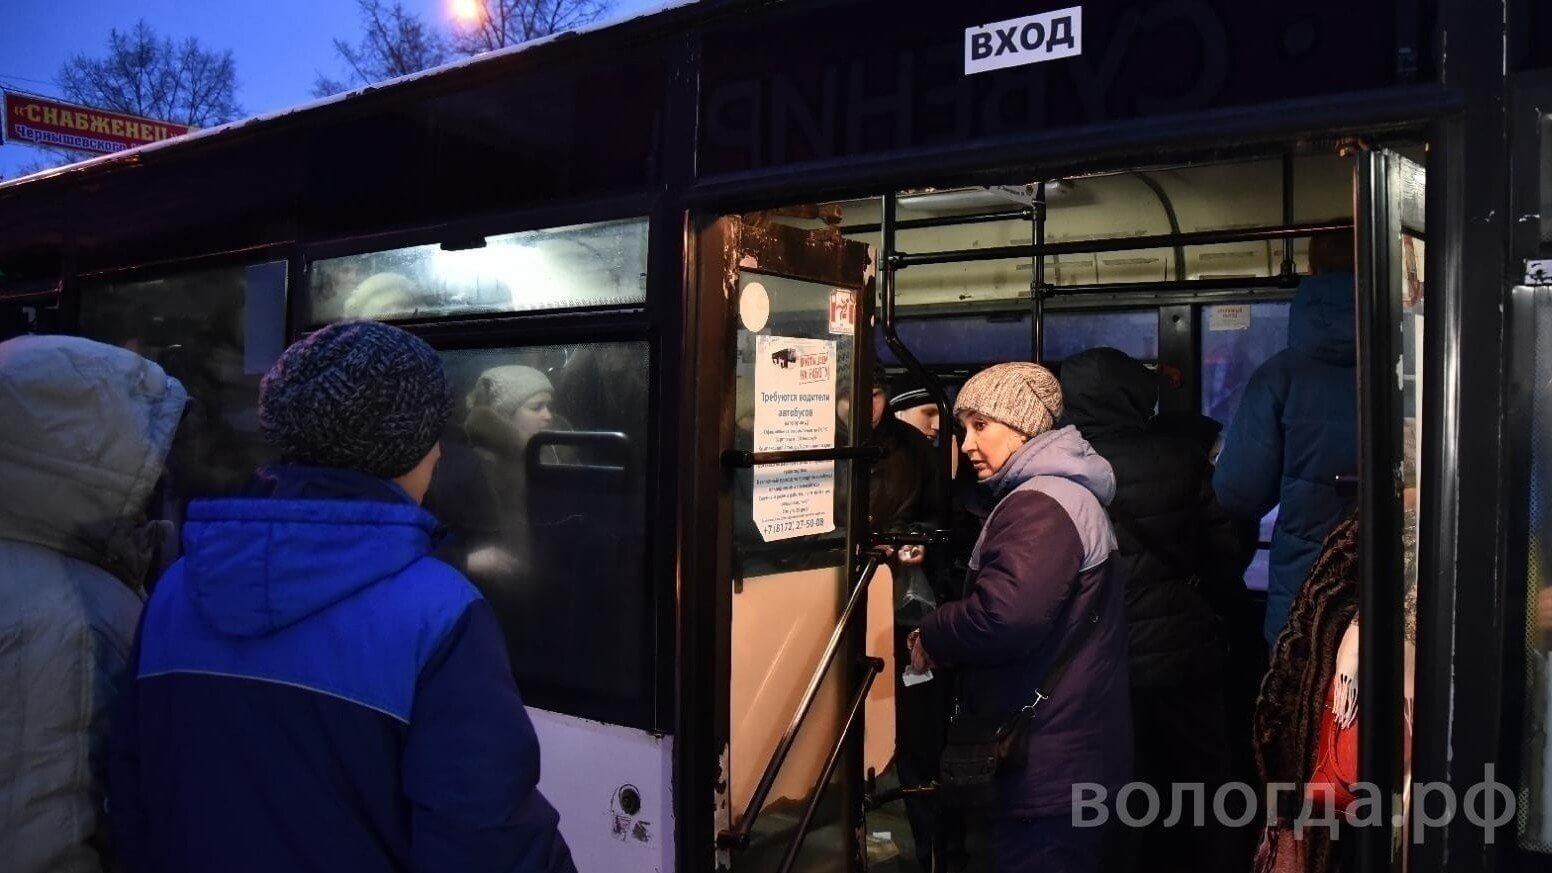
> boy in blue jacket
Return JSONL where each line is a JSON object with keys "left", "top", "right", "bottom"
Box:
{"left": 108, "top": 321, "right": 576, "bottom": 873}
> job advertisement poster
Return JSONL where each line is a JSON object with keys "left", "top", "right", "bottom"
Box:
{"left": 752, "top": 335, "right": 838, "bottom": 542}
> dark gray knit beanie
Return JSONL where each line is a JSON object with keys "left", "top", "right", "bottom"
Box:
{"left": 259, "top": 321, "right": 454, "bottom": 478}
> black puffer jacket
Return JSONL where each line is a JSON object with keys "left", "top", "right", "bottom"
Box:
{"left": 1061, "top": 348, "right": 1257, "bottom": 688}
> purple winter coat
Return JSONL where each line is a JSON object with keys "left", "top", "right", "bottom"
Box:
{"left": 919, "top": 426, "right": 1133, "bottom": 819}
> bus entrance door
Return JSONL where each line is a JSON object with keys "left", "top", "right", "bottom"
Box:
{"left": 698, "top": 212, "right": 888, "bottom": 873}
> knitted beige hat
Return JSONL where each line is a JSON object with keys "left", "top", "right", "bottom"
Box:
{"left": 954, "top": 362, "right": 1064, "bottom": 438}
{"left": 465, "top": 365, "right": 554, "bottom": 419}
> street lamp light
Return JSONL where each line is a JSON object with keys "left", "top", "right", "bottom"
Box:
{"left": 451, "top": 0, "right": 484, "bottom": 26}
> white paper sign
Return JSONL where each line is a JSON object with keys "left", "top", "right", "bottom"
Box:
{"left": 1209, "top": 304, "right": 1251, "bottom": 331}
{"left": 828, "top": 288, "right": 855, "bottom": 336}
{"left": 965, "top": 6, "right": 1083, "bottom": 76}
{"left": 753, "top": 335, "right": 837, "bottom": 542}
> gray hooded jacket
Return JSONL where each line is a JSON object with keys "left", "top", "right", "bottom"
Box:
{"left": 0, "top": 336, "right": 186, "bottom": 873}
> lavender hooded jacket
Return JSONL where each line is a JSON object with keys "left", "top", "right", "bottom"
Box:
{"left": 919, "top": 426, "right": 1133, "bottom": 818}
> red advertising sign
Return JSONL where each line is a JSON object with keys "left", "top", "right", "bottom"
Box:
{"left": 2, "top": 91, "right": 192, "bottom": 155}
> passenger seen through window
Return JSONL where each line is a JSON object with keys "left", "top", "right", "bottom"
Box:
{"left": 425, "top": 343, "right": 651, "bottom": 720}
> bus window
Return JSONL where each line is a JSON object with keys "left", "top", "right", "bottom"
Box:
{"left": 1200, "top": 301, "right": 1292, "bottom": 429}
{"left": 306, "top": 217, "right": 648, "bottom": 324}
{"left": 875, "top": 309, "right": 1156, "bottom": 366}
{"left": 78, "top": 261, "right": 287, "bottom": 501}
{"left": 1200, "top": 302, "right": 1291, "bottom": 591}
{"left": 1044, "top": 310, "right": 1158, "bottom": 362}
{"left": 425, "top": 341, "right": 654, "bottom": 727}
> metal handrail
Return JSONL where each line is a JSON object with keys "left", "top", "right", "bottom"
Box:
{"left": 865, "top": 763, "right": 939, "bottom": 810}
{"left": 526, "top": 430, "right": 633, "bottom": 486}
{"left": 880, "top": 192, "right": 960, "bottom": 525}
{"left": 841, "top": 207, "right": 1033, "bottom": 235}
{"left": 1031, "top": 182, "right": 1047, "bottom": 362}
{"left": 717, "top": 555, "right": 882, "bottom": 851}
{"left": 888, "top": 276, "right": 1300, "bottom": 321}
{"left": 0, "top": 278, "right": 61, "bottom": 303}
{"left": 776, "top": 656, "right": 885, "bottom": 873}
{"left": 891, "top": 221, "right": 1353, "bottom": 269}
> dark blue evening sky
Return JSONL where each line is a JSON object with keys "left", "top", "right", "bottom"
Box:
{"left": 0, "top": 0, "right": 664, "bottom": 178}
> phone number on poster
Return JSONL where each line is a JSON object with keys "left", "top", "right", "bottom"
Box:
{"left": 759, "top": 517, "right": 832, "bottom": 536}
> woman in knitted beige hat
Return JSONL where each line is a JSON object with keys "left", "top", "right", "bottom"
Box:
{"left": 452, "top": 365, "right": 560, "bottom": 590}
{"left": 908, "top": 361, "right": 1132, "bottom": 873}
{"left": 465, "top": 365, "right": 558, "bottom": 456}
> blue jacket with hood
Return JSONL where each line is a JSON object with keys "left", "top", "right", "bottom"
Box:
{"left": 107, "top": 466, "right": 575, "bottom": 873}
{"left": 1212, "top": 273, "right": 1358, "bottom": 644}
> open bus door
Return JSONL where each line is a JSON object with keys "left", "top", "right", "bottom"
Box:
{"left": 696, "top": 211, "right": 888, "bottom": 873}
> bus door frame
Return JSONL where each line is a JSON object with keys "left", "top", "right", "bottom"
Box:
{"left": 688, "top": 212, "right": 880, "bottom": 872}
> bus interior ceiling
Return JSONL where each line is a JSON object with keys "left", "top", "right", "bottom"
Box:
{"left": 753, "top": 149, "right": 1396, "bottom": 381}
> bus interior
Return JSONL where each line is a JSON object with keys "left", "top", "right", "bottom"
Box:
{"left": 710, "top": 145, "right": 1426, "bottom": 872}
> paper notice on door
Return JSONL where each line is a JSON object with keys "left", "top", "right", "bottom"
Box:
{"left": 1209, "top": 304, "right": 1251, "bottom": 331}
{"left": 752, "top": 335, "right": 838, "bottom": 542}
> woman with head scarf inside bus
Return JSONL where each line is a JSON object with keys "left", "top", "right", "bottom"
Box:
{"left": 909, "top": 362, "right": 1131, "bottom": 873}
{"left": 452, "top": 365, "right": 559, "bottom": 590}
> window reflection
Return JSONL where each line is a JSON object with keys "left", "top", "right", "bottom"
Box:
{"left": 307, "top": 218, "right": 648, "bottom": 324}
{"left": 426, "top": 343, "right": 651, "bottom": 721}
{"left": 79, "top": 262, "right": 286, "bottom": 502}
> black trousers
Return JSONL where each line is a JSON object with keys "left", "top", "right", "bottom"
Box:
{"left": 1111, "top": 682, "right": 1253, "bottom": 873}
{"left": 894, "top": 626, "right": 966, "bottom": 870}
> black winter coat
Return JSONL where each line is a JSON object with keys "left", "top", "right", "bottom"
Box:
{"left": 868, "top": 414, "right": 945, "bottom": 533}
{"left": 1061, "top": 348, "right": 1257, "bottom": 688}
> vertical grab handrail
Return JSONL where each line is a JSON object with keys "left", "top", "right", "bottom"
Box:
{"left": 775, "top": 656, "right": 886, "bottom": 873}
{"left": 717, "top": 555, "right": 882, "bottom": 850}
{"left": 1031, "top": 181, "right": 1048, "bottom": 363}
{"left": 880, "top": 192, "right": 957, "bottom": 525}
{"left": 1281, "top": 152, "right": 1297, "bottom": 277}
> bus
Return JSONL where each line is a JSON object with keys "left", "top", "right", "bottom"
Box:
{"left": 1, "top": 2, "right": 1548, "bottom": 872}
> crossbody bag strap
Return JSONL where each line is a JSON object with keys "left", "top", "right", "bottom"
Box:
{"left": 1016, "top": 604, "right": 1102, "bottom": 719}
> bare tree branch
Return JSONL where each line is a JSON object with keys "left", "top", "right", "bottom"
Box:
{"left": 448, "top": 0, "right": 611, "bottom": 56}
{"left": 313, "top": 0, "right": 447, "bottom": 97}
{"left": 57, "top": 20, "right": 242, "bottom": 126}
